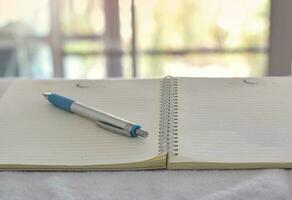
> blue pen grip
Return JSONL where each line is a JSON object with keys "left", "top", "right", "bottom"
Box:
{"left": 48, "top": 93, "right": 74, "bottom": 112}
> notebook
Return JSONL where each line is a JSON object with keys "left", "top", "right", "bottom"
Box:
{"left": 1, "top": 76, "right": 292, "bottom": 170}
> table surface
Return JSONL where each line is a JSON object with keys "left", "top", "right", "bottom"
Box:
{"left": 0, "top": 79, "right": 291, "bottom": 200}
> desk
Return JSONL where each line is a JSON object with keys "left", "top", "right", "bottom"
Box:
{"left": 0, "top": 80, "right": 291, "bottom": 200}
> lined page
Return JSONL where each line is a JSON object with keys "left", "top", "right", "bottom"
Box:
{"left": 170, "top": 77, "right": 292, "bottom": 164}
{"left": 0, "top": 79, "right": 161, "bottom": 166}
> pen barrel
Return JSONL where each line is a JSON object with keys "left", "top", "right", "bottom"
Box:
{"left": 45, "top": 93, "right": 147, "bottom": 137}
{"left": 71, "top": 102, "right": 130, "bottom": 129}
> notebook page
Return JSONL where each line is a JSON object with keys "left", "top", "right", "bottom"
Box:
{"left": 170, "top": 77, "right": 292, "bottom": 164}
{"left": 0, "top": 79, "right": 161, "bottom": 166}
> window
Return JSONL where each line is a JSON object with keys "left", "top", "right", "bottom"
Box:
{"left": 0, "top": 0, "right": 52, "bottom": 78}
{"left": 135, "top": 0, "right": 270, "bottom": 77}
{"left": 0, "top": 0, "right": 288, "bottom": 79}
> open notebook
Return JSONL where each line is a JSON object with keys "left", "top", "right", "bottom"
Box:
{"left": 1, "top": 77, "right": 292, "bottom": 170}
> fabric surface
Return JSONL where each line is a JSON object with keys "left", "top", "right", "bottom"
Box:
{"left": 0, "top": 80, "right": 292, "bottom": 200}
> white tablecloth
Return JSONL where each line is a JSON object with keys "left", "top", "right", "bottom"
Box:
{"left": 0, "top": 80, "right": 291, "bottom": 200}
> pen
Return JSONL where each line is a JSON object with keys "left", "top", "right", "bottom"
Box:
{"left": 42, "top": 93, "right": 148, "bottom": 138}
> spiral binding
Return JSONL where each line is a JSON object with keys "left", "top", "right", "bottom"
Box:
{"left": 159, "top": 76, "right": 179, "bottom": 156}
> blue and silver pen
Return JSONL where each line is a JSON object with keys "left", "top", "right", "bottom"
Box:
{"left": 43, "top": 93, "right": 148, "bottom": 138}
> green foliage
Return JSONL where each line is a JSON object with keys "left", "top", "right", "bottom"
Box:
{"left": 138, "top": 0, "right": 270, "bottom": 77}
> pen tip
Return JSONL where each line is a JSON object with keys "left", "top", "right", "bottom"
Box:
{"left": 42, "top": 93, "right": 51, "bottom": 100}
{"left": 136, "top": 129, "right": 149, "bottom": 138}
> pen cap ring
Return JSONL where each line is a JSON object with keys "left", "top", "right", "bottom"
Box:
{"left": 130, "top": 125, "right": 141, "bottom": 137}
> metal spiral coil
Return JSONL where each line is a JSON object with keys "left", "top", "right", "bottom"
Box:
{"left": 159, "top": 76, "right": 179, "bottom": 156}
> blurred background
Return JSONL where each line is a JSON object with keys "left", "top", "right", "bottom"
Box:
{"left": 0, "top": 0, "right": 291, "bottom": 79}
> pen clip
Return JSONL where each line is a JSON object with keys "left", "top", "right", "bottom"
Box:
{"left": 96, "top": 120, "right": 131, "bottom": 137}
